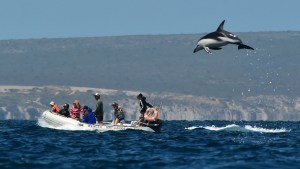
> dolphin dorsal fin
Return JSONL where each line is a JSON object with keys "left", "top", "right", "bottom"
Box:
{"left": 216, "top": 20, "right": 225, "bottom": 31}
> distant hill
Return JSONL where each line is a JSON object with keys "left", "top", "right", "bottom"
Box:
{"left": 1, "top": 32, "right": 300, "bottom": 121}
{"left": 0, "top": 85, "right": 299, "bottom": 121}
{"left": 1, "top": 32, "right": 300, "bottom": 98}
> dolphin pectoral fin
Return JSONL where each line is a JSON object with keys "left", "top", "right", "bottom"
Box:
{"left": 210, "top": 47, "right": 222, "bottom": 50}
{"left": 238, "top": 44, "right": 254, "bottom": 50}
{"left": 204, "top": 47, "right": 212, "bottom": 54}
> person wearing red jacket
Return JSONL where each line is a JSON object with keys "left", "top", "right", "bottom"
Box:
{"left": 70, "top": 100, "right": 83, "bottom": 120}
{"left": 50, "top": 101, "right": 60, "bottom": 113}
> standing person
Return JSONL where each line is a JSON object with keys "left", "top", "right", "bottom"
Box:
{"left": 70, "top": 100, "right": 83, "bottom": 120}
{"left": 93, "top": 93, "right": 104, "bottom": 124}
{"left": 50, "top": 101, "right": 60, "bottom": 113}
{"left": 111, "top": 102, "right": 125, "bottom": 125}
{"left": 137, "top": 93, "right": 153, "bottom": 122}
{"left": 59, "top": 103, "right": 70, "bottom": 117}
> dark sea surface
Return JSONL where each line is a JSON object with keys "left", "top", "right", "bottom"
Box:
{"left": 0, "top": 120, "right": 299, "bottom": 169}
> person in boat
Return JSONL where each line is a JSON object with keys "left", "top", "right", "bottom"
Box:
{"left": 93, "top": 93, "right": 104, "bottom": 124}
{"left": 81, "top": 105, "right": 96, "bottom": 124}
{"left": 59, "top": 103, "right": 70, "bottom": 117}
{"left": 111, "top": 102, "right": 125, "bottom": 125}
{"left": 137, "top": 93, "right": 153, "bottom": 122}
{"left": 50, "top": 101, "right": 60, "bottom": 113}
{"left": 70, "top": 100, "right": 83, "bottom": 120}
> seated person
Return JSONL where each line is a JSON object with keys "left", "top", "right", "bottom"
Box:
{"left": 81, "top": 106, "right": 96, "bottom": 124}
{"left": 70, "top": 100, "right": 83, "bottom": 120}
{"left": 50, "top": 101, "right": 60, "bottom": 113}
{"left": 111, "top": 102, "right": 125, "bottom": 125}
{"left": 59, "top": 103, "right": 70, "bottom": 117}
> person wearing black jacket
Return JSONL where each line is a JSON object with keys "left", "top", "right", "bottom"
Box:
{"left": 59, "top": 103, "right": 70, "bottom": 117}
{"left": 137, "top": 93, "right": 153, "bottom": 122}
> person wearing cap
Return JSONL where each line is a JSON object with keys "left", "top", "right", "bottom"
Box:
{"left": 49, "top": 101, "right": 60, "bottom": 113}
{"left": 81, "top": 105, "right": 96, "bottom": 124}
{"left": 137, "top": 93, "right": 153, "bottom": 122}
{"left": 93, "top": 93, "right": 104, "bottom": 124}
{"left": 59, "top": 103, "right": 70, "bottom": 117}
{"left": 111, "top": 102, "right": 125, "bottom": 125}
{"left": 70, "top": 100, "right": 83, "bottom": 120}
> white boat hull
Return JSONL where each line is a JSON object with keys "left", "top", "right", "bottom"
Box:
{"left": 41, "top": 110, "right": 156, "bottom": 132}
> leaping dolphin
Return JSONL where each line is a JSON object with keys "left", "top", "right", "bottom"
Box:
{"left": 193, "top": 20, "right": 254, "bottom": 54}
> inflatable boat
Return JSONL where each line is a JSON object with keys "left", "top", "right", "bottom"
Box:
{"left": 41, "top": 110, "right": 162, "bottom": 132}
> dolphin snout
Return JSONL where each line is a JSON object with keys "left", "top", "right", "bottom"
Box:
{"left": 193, "top": 48, "right": 197, "bottom": 53}
{"left": 193, "top": 45, "right": 201, "bottom": 53}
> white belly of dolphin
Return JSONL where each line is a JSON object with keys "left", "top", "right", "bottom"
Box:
{"left": 197, "top": 38, "right": 228, "bottom": 48}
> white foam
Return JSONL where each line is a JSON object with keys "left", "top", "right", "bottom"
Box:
{"left": 244, "top": 125, "right": 290, "bottom": 133}
{"left": 203, "top": 124, "right": 240, "bottom": 131}
{"left": 185, "top": 124, "right": 241, "bottom": 131}
{"left": 185, "top": 126, "right": 203, "bottom": 130}
{"left": 186, "top": 124, "right": 290, "bottom": 133}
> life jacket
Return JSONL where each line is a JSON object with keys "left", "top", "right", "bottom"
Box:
{"left": 52, "top": 104, "right": 60, "bottom": 113}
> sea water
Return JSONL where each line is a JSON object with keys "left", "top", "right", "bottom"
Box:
{"left": 0, "top": 120, "right": 299, "bottom": 169}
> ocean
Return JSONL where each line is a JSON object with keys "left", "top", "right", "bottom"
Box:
{"left": 0, "top": 119, "right": 299, "bottom": 169}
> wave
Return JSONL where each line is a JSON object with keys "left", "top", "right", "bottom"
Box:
{"left": 185, "top": 124, "right": 290, "bottom": 133}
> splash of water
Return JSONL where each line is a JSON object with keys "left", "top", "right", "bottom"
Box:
{"left": 244, "top": 125, "right": 289, "bottom": 133}
{"left": 186, "top": 124, "right": 290, "bottom": 133}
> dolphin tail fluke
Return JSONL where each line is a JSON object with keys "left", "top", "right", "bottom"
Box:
{"left": 238, "top": 44, "right": 254, "bottom": 50}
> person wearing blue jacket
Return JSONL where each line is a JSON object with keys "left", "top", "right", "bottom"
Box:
{"left": 81, "top": 106, "right": 96, "bottom": 124}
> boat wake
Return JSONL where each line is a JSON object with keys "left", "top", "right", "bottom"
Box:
{"left": 185, "top": 124, "right": 290, "bottom": 133}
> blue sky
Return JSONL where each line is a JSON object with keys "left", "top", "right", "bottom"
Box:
{"left": 0, "top": 0, "right": 299, "bottom": 40}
